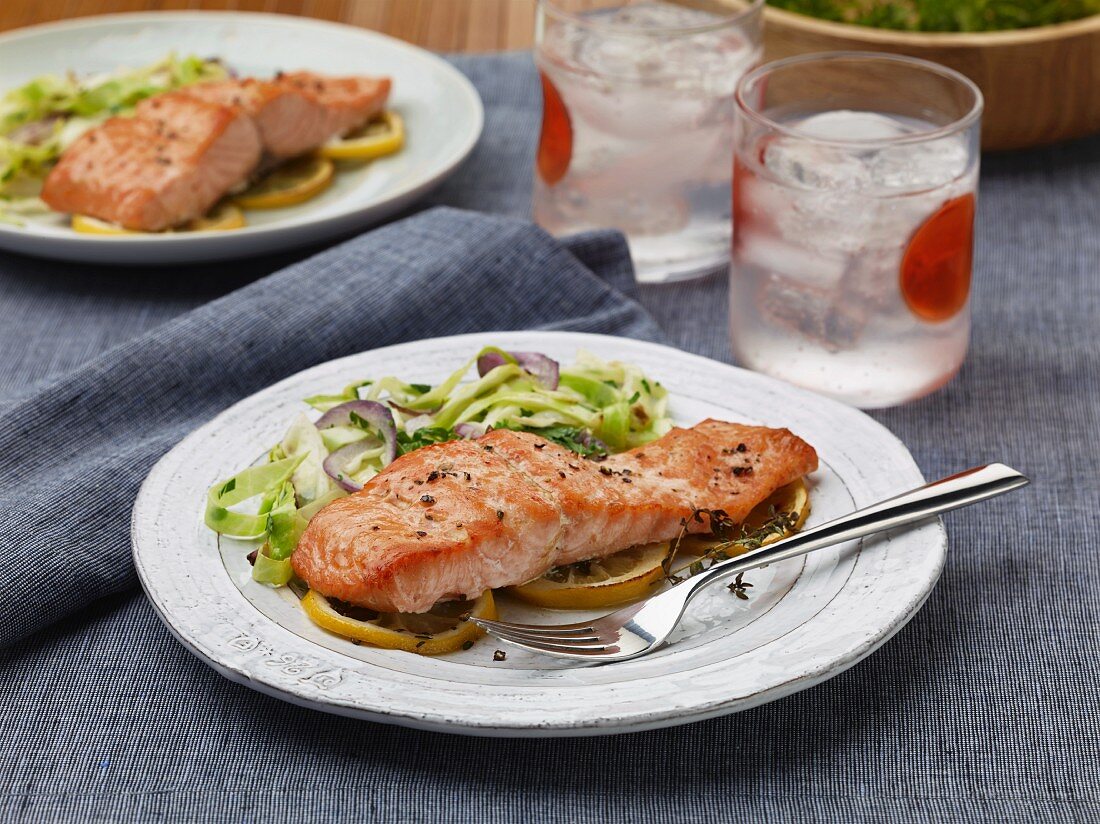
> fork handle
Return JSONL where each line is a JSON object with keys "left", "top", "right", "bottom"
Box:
{"left": 680, "top": 463, "right": 1029, "bottom": 600}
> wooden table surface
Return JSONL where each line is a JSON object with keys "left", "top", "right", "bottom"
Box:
{"left": 0, "top": 0, "right": 540, "bottom": 52}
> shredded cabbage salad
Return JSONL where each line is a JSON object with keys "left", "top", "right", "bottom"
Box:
{"left": 205, "top": 348, "right": 673, "bottom": 586}
{"left": 0, "top": 54, "right": 227, "bottom": 222}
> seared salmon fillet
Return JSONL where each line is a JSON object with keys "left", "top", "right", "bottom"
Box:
{"left": 41, "top": 93, "right": 261, "bottom": 231}
{"left": 41, "top": 70, "right": 391, "bottom": 229}
{"left": 293, "top": 419, "right": 818, "bottom": 613}
{"left": 173, "top": 78, "right": 332, "bottom": 160}
{"left": 272, "top": 71, "right": 391, "bottom": 139}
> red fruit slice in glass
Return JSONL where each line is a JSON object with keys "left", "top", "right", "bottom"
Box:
{"left": 901, "top": 193, "right": 975, "bottom": 322}
{"left": 537, "top": 71, "right": 572, "bottom": 186}
{"left": 732, "top": 154, "right": 753, "bottom": 251}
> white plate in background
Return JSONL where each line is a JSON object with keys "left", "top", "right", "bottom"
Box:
{"left": 0, "top": 13, "right": 482, "bottom": 265}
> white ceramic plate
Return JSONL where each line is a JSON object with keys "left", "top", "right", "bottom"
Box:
{"left": 0, "top": 12, "right": 482, "bottom": 265}
{"left": 132, "top": 332, "right": 945, "bottom": 737}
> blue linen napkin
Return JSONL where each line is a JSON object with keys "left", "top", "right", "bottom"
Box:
{"left": 0, "top": 206, "right": 660, "bottom": 646}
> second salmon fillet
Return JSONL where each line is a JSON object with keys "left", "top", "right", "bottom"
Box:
{"left": 293, "top": 419, "right": 818, "bottom": 613}
{"left": 41, "top": 93, "right": 262, "bottom": 232}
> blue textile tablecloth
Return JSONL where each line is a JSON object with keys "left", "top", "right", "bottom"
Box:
{"left": 0, "top": 52, "right": 1097, "bottom": 822}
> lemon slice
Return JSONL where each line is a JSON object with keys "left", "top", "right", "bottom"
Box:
{"left": 71, "top": 202, "right": 246, "bottom": 235}
{"left": 71, "top": 214, "right": 136, "bottom": 235}
{"left": 510, "top": 541, "right": 669, "bottom": 610}
{"left": 188, "top": 201, "right": 247, "bottom": 231}
{"left": 300, "top": 589, "right": 496, "bottom": 655}
{"left": 233, "top": 154, "right": 335, "bottom": 209}
{"left": 319, "top": 111, "right": 405, "bottom": 161}
{"left": 677, "top": 478, "right": 811, "bottom": 556}
{"left": 746, "top": 477, "right": 811, "bottom": 533}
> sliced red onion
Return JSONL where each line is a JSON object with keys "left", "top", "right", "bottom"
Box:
{"left": 315, "top": 400, "right": 397, "bottom": 467}
{"left": 477, "top": 350, "right": 559, "bottom": 390}
{"left": 455, "top": 422, "right": 487, "bottom": 439}
{"left": 9, "top": 116, "right": 59, "bottom": 146}
{"left": 322, "top": 440, "right": 375, "bottom": 492}
{"left": 576, "top": 429, "right": 609, "bottom": 453}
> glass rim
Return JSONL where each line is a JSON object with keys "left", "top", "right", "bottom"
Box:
{"left": 734, "top": 51, "right": 984, "bottom": 147}
{"left": 537, "top": 0, "right": 764, "bottom": 36}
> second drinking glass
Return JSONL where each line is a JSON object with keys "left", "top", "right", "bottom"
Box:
{"left": 730, "top": 52, "right": 983, "bottom": 408}
{"left": 533, "top": 0, "right": 763, "bottom": 283}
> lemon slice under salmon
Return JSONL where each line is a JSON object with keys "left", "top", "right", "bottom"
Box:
{"left": 510, "top": 541, "right": 670, "bottom": 610}
{"left": 301, "top": 589, "right": 496, "bottom": 655}
{"left": 319, "top": 111, "right": 405, "bottom": 161}
{"left": 188, "top": 201, "right": 248, "bottom": 231}
{"left": 233, "top": 154, "right": 335, "bottom": 209}
{"left": 511, "top": 478, "right": 811, "bottom": 610}
{"left": 71, "top": 202, "right": 246, "bottom": 235}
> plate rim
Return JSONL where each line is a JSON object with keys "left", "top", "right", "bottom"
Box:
{"left": 132, "top": 331, "right": 946, "bottom": 737}
{"left": 0, "top": 11, "right": 484, "bottom": 263}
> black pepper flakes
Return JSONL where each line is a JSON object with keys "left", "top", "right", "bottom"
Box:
{"left": 493, "top": 650, "right": 507, "bottom": 662}
{"left": 599, "top": 466, "right": 614, "bottom": 476}
{"left": 420, "top": 494, "right": 435, "bottom": 504}
{"left": 558, "top": 470, "right": 567, "bottom": 479}
{"left": 736, "top": 443, "right": 747, "bottom": 452}
{"left": 496, "top": 510, "right": 505, "bottom": 520}
{"left": 534, "top": 443, "right": 545, "bottom": 450}
{"left": 416, "top": 530, "right": 427, "bottom": 537}
{"left": 622, "top": 477, "right": 632, "bottom": 484}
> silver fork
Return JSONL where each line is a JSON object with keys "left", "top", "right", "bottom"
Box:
{"left": 471, "top": 463, "right": 1029, "bottom": 661}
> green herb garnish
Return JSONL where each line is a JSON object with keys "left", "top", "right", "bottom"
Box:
{"left": 500, "top": 423, "right": 608, "bottom": 459}
{"left": 396, "top": 426, "right": 460, "bottom": 455}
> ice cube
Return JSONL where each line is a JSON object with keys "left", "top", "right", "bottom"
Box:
{"left": 794, "top": 110, "right": 912, "bottom": 141}
{"left": 869, "top": 136, "right": 970, "bottom": 191}
{"left": 737, "top": 230, "right": 848, "bottom": 290}
{"left": 763, "top": 137, "right": 870, "bottom": 191}
{"left": 757, "top": 271, "right": 868, "bottom": 353}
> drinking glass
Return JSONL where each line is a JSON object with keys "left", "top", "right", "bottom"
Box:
{"left": 533, "top": 0, "right": 763, "bottom": 283}
{"left": 730, "top": 52, "right": 983, "bottom": 408}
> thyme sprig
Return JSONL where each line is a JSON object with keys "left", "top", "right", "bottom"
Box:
{"left": 662, "top": 505, "right": 801, "bottom": 587}
{"left": 728, "top": 573, "right": 753, "bottom": 601}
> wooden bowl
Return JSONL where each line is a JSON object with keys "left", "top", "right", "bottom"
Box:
{"left": 762, "top": 8, "right": 1100, "bottom": 150}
